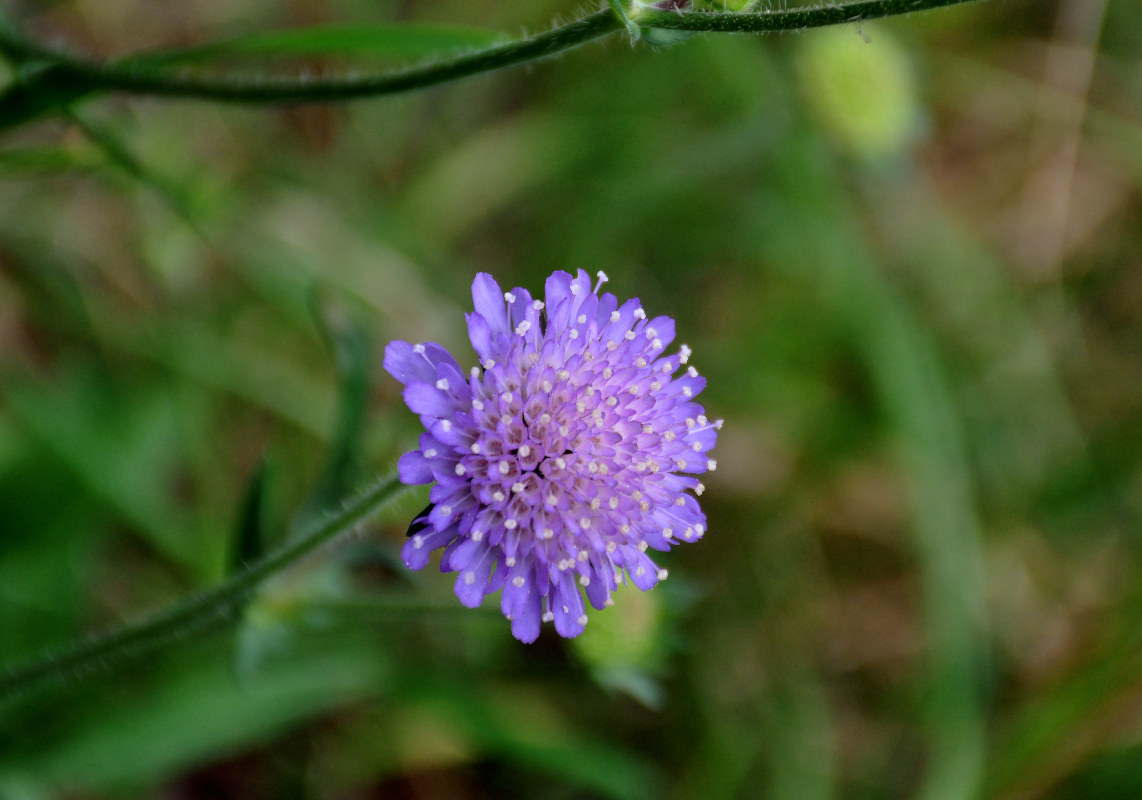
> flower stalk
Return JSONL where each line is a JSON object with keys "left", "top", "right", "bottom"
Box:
{"left": 0, "top": 0, "right": 982, "bottom": 113}
{"left": 0, "top": 475, "right": 406, "bottom": 701}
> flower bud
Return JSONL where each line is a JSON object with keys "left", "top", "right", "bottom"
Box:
{"left": 794, "top": 25, "right": 920, "bottom": 159}
{"left": 630, "top": 0, "right": 695, "bottom": 47}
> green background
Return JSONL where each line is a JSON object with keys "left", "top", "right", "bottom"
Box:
{"left": 2, "top": 0, "right": 1141, "bottom": 797}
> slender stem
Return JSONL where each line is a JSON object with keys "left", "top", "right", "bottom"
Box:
{"left": 635, "top": 0, "right": 982, "bottom": 31}
{"left": 0, "top": 475, "right": 406, "bottom": 700}
{"left": 0, "top": 11, "right": 620, "bottom": 103}
{"left": 0, "top": 0, "right": 982, "bottom": 106}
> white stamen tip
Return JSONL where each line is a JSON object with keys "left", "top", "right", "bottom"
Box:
{"left": 435, "top": 378, "right": 449, "bottom": 391}
{"left": 504, "top": 291, "right": 516, "bottom": 303}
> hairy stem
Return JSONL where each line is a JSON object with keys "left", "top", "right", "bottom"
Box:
{"left": 0, "top": 0, "right": 982, "bottom": 107}
{"left": 0, "top": 475, "right": 406, "bottom": 701}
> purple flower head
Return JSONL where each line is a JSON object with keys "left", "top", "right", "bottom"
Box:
{"left": 384, "top": 270, "right": 720, "bottom": 643}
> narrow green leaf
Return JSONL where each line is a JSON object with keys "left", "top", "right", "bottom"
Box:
{"left": 0, "top": 65, "right": 98, "bottom": 133}
{"left": 229, "top": 458, "right": 272, "bottom": 574}
{"left": 0, "top": 145, "right": 99, "bottom": 174}
{"left": 120, "top": 23, "right": 509, "bottom": 68}
{"left": 290, "top": 292, "right": 372, "bottom": 537}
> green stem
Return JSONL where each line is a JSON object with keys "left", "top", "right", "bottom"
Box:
{"left": 0, "top": 475, "right": 406, "bottom": 701}
{"left": 636, "top": 0, "right": 982, "bottom": 32}
{"left": 0, "top": 0, "right": 981, "bottom": 106}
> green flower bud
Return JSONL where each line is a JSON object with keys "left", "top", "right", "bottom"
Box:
{"left": 630, "top": 0, "right": 696, "bottom": 47}
{"left": 794, "top": 25, "right": 920, "bottom": 159}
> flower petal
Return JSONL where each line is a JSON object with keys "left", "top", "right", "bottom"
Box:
{"left": 466, "top": 312, "right": 496, "bottom": 362}
{"left": 472, "top": 273, "right": 509, "bottom": 335}
{"left": 403, "top": 382, "right": 457, "bottom": 418}
{"left": 383, "top": 340, "right": 435, "bottom": 385}
{"left": 402, "top": 525, "right": 459, "bottom": 570}
{"left": 397, "top": 449, "right": 434, "bottom": 484}
{"left": 551, "top": 570, "right": 586, "bottom": 638}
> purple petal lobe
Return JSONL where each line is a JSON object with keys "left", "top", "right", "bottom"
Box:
{"left": 466, "top": 313, "right": 496, "bottom": 362}
{"left": 397, "top": 450, "right": 434, "bottom": 484}
{"left": 472, "top": 273, "right": 509, "bottom": 335}
{"left": 384, "top": 341, "right": 435, "bottom": 385}
{"left": 402, "top": 526, "right": 460, "bottom": 570}
{"left": 403, "top": 383, "right": 456, "bottom": 417}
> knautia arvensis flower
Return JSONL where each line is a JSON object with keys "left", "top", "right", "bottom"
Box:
{"left": 385, "top": 270, "right": 720, "bottom": 643}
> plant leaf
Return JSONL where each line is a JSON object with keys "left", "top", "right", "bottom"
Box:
{"left": 229, "top": 458, "right": 273, "bottom": 574}
{"left": 289, "top": 291, "right": 372, "bottom": 538}
{"left": 120, "top": 23, "right": 509, "bottom": 67}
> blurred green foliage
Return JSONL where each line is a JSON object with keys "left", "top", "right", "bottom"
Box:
{"left": 2, "top": 0, "right": 1142, "bottom": 798}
